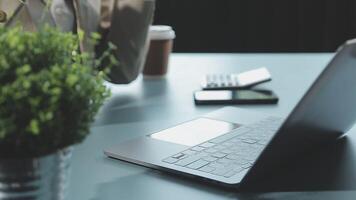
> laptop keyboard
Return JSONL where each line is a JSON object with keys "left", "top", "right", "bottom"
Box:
{"left": 162, "top": 117, "right": 283, "bottom": 178}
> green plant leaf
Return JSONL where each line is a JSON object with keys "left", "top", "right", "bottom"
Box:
{"left": 0, "top": 25, "right": 113, "bottom": 158}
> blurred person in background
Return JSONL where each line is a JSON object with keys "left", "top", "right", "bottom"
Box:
{"left": 0, "top": 0, "right": 155, "bottom": 83}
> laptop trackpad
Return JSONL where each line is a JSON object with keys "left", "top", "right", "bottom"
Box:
{"left": 150, "top": 118, "right": 239, "bottom": 146}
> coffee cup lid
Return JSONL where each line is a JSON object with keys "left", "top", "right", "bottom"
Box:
{"left": 149, "top": 25, "right": 176, "bottom": 40}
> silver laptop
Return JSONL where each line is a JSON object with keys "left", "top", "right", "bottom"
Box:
{"left": 104, "top": 39, "right": 356, "bottom": 187}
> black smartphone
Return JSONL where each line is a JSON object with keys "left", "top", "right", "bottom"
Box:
{"left": 194, "top": 89, "right": 278, "bottom": 105}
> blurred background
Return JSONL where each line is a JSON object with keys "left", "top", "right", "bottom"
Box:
{"left": 153, "top": 0, "right": 356, "bottom": 52}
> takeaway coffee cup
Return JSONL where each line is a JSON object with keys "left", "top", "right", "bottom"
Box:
{"left": 143, "top": 25, "right": 175, "bottom": 77}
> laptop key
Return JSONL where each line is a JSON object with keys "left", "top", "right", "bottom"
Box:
{"left": 199, "top": 166, "right": 215, "bottom": 173}
{"left": 175, "top": 154, "right": 204, "bottom": 166}
{"left": 211, "top": 167, "right": 233, "bottom": 176}
{"left": 171, "top": 153, "right": 186, "bottom": 159}
{"left": 212, "top": 152, "right": 227, "bottom": 158}
{"left": 217, "top": 158, "right": 234, "bottom": 165}
{"left": 183, "top": 150, "right": 197, "bottom": 155}
{"left": 226, "top": 154, "right": 240, "bottom": 160}
{"left": 241, "top": 138, "right": 258, "bottom": 144}
{"left": 187, "top": 159, "right": 210, "bottom": 170}
{"left": 203, "top": 156, "right": 218, "bottom": 162}
{"left": 208, "top": 162, "right": 225, "bottom": 169}
{"left": 221, "top": 141, "right": 234, "bottom": 147}
{"left": 199, "top": 142, "right": 215, "bottom": 148}
{"left": 163, "top": 157, "right": 179, "bottom": 164}
{"left": 204, "top": 148, "right": 219, "bottom": 153}
{"left": 234, "top": 158, "right": 250, "bottom": 165}
{"left": 191, "top": 146, "right": 205, "bottom": 151}
{"left": 230, "top": 138, "right": 241, "bottom": 143}
{"left": 171, "top": 153, "right": 183, "bottom": 159}
{"left": 241, "top": 163, "right": 252, "bottom": 169}
{"left": 221, "top": 149, "right": 234, "bottom": 154}
{"left": 223, "top": 170, "right": 238, "bottom": 178}
{"left": 213, "top": 145, "right": 226, "bottom": 150}
{"left": 234, "top": 166, "right": 245, "bottom": 173}
{"left": 224, "top": 166, "right": 245, "bottom": 178}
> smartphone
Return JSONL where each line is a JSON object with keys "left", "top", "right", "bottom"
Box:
{"left": 194, "top": 89, "right": 278, "bottom": 105}
{"left": 201, "top": 67, "right": 272, "bottom": 90}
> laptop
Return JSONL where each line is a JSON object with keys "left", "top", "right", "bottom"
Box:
{"left": 104, "top": 39, "right": 356, "bottom": 187}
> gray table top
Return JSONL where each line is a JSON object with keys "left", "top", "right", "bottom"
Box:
{"left": 68, "top": 53, "right": 356, "bottom": 199}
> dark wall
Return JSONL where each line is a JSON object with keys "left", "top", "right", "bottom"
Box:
{"left": 154, "top": 0, "right": 356, "bottom": 52}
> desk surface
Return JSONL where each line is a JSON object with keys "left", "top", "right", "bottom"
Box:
{"left": 68, "top": 53, "right": 356, "bottom": 199}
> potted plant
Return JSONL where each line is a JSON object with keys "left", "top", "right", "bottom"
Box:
{"left": 0, "top": 26, "right": 114, "bottom": 199}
